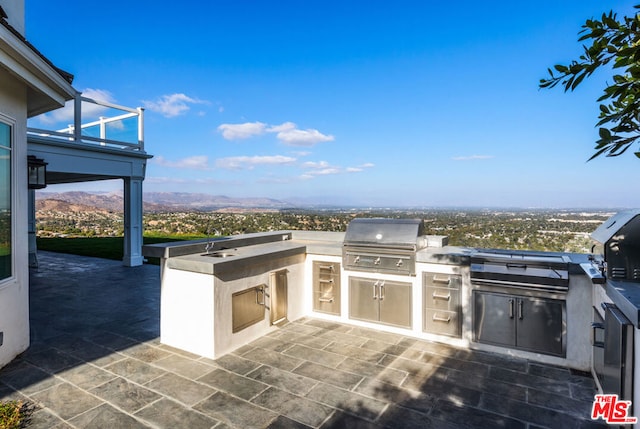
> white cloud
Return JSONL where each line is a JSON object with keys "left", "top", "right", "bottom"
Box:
{"left": 346, "top": 163, "right": 375, "bottom": 172}
{"left": 217, "top": 122, "right": 267, "bottom": 140}
{"left": 451, "top": 155, "right": 494, "bottom": 161}
{"left": 274, "top": 126, "right": 335, "bottom": 147}
{"left": 302, "top": 161, "right": 331, "bottom": 169}
{"left": 300, "top": 160, "right": 373, "bottom": 179}
{"left": 143, "top": 93, "right": 208, "bottom": 118}
{"left": 37, "top": 88, "right": 116, "bottom": 125}
{"left": 217, "top": 120, "right": 334, "bottom": 147}
{"left": 313, "top": 168, "right": 341, "bottom": 175}
{"left": 153, "top": 155, "right": 210, "bottom": 170}
{"left": 145, "top": 176, "right": 189, "bottom": 184}
{"left": 267, "top": 122, "right": 296, "bottom": 133}
{"left": 215, "top": 155, "right": 296, "bottom": 170}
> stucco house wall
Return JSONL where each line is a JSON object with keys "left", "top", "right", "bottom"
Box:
{"left": 0, "top": 62, "right": 29, "bottom": 368}
{"left": 0, "top": 0, "right": 74, "bottom": 368}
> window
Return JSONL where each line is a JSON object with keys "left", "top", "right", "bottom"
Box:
{"left": 0, "top": 121, "right": 11, "bottom": 281}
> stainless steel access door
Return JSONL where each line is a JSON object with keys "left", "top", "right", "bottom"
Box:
{"left": 602, "top": 303, "right": 633, "bottom": 401}
{"left": 473, "top": 291, "right": 517, "bottom": 348}
{"left": 232, "top": 285, "right": 266, "bottom": 333}
{"left": 516, "top": 296, "right": 565, "bottom": 356}
{"left": 378, "top": 280, "right": 412, "bottom": 328}
{"left": 269, "top": 270, "right": 288, "bottom": 325}
{"left": 349, "top": 276, "right": 412, "bottom": 328}
{"left": 349, "top": 277, "right": 379, "bottom": 323}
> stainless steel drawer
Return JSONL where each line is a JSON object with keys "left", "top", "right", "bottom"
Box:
{"left": 423, "top": 272, "right": 461, "bottom": 289}
{"left": 424, "top": 309, "right": 461, "bottom": 337}
{"left": 425, "top": 286, "right": 460, "bottom": 312}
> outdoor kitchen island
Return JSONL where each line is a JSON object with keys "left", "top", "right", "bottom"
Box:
{"left": 143, "top": 222, "right": 593, "bottom": 374}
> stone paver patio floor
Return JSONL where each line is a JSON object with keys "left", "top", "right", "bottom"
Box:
{"left": 0, "top": 251, "right": 605, "bottom": 428}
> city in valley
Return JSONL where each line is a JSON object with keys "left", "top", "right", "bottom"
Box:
{"left": 35, "top": 191, "right": 615, "bottom": 254}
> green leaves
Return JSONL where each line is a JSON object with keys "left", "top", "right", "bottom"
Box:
{"left": 540, "top": 5, "right": 640, "bottom": 160}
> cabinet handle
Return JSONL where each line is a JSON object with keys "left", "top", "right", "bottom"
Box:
{"left": 319, "top": 265, "right": 334, "bottom": 271}
{"left": 508, "top": 299, "right": 514, "bottom": 319}
{"left": 432, "top": 275, "right": 451, "bottom": 285}
{"left": 506, "top": 263, "right": 527, "bottom": 269}
{"left": 372, "top": 281, "right": 378, "bottom": 300}
{"left": 319, "top": 279, "right": 333, "bottom": 284}
{"left": 319, "top": 297, "right": 334, "bottom": 303}
{"left": 518, "top": 300, "right": 523, "bottom": 320}
{"left": 432, "top": 314, "right": 451, "bottom": 323}
{"left": 256, "top": 286, "right": 265, "bottom": 306}
{"left": 432, "top": 292, "right": 450, "bottom": 301}
{"left": 379, "top": 281, "right": 385, "bottom": 301}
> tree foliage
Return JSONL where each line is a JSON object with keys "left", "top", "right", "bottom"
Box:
{"left": 540, "top": 6, "right": 640, "bottom": 160}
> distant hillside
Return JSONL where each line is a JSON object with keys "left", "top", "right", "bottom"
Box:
{"left": 36, "top": 199, "right": 111, "bottom": 213}
{"left": 35, "top": 191, "right": 292, "bottom": 212}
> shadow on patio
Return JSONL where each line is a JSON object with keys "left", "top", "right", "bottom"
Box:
{"left": 0, "top": 251, "right": 604, "bottom": 428}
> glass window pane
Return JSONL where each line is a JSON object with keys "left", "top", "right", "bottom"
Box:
{"left": 0, "top": 122, "right": 9, "bottom": 148}
{"left": 0, "top": 122, "right": 11, "bottom": 281}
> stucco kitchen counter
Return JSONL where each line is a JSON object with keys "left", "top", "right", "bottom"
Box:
{"left": 164, "top": 240, "right": 307, "bottom": 275}
{"left": 416, "top": 245, "right": 473, "bottom": 265}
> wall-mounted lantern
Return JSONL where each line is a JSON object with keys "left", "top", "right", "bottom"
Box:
{"left": 27, "top": 155, "right": 47, "bottom": 189}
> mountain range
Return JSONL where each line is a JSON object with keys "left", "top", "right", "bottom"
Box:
{"left": 35, "top": 191, "right": 293, "bottom": 212}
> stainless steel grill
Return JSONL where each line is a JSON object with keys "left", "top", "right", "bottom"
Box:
{"left": 590, "top": 209, "right": 640, "bottom": 282}
{"left": 470, "top": 250, "right": 570, "bottom": 293}
{"left": 342, "top": 218, "right": 425, "bottom": 276}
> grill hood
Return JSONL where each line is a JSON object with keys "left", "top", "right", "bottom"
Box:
{"left": 343, "top": 218, "right": 426, "bottom": 250}
{"left": 591, "top": 209, "right": 640, "bottom": 281}
{"left": 591, "top": 209, "right": 640, "bottom": 245}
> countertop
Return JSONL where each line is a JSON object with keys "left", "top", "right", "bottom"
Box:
{"left": 165, "top": 240, "right": 307, "bottom": 275}
{"left": 145, "top": 230, "right": 598, "bottom": 277}
{"left": 606, "top": 279, "right": 640, "bottom": 328}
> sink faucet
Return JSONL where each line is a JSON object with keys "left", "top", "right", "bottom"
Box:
{"left": 204, "top": 241, "right": 215, "bottom": 254}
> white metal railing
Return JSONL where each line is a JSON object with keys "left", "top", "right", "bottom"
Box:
{"left": 27, "top": 93, "right": 145, "bottom": 152}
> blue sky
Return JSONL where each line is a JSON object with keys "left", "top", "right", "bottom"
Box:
{"left": 26, "top": 0, "right": 640, "bottom": 208}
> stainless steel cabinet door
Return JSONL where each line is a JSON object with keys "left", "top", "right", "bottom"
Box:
{"left": 473, "top": 291, "right": 516, "bottom": 347}
{"left": 232, "top": 286, "right": 266, "bottom": 333}
{"left": 349, "top": 277, "right": 379, "bottom": 323}
{"left": 378, "top": 280, "right": 412, "bottom": 328}
{"left": 270, "top": 270, "right": 287, "bottom": 325}
{"left": 516, "top": 297, "right": 565, "bottom": 357}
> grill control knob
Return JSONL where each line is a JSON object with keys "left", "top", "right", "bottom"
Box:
{"left": 396, "top": 259, "right": 403, "bottom": 267}
{"left": 374, "top": 257, "right": 381, "bottom": 265}
{"left": 354, "top": 256, "right": 360, "bottom": 264}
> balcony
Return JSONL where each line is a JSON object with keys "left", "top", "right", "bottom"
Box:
{"left": 27, "top": 93, "right": 145, "bottom": 154}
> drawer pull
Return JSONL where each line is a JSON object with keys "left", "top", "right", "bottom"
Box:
{"left": 432, "top": 275, "right": 451, "bottom": 285}
{"left": 319, "top": 265, "right": 334, "bottom": 271}
{"left": 318, "top": 297, "right": 334, "bottom": 303}
{"left": 432, "top": 314, "right": 451, "bottom": 323}
{"left": 319, "top": 279, "right": 333, "bottom": 284}
{"left": 432, "top": 292, "right": 451, "bottom": 301}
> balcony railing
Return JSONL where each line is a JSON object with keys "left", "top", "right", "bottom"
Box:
{"left": 27, "top": 93, "right": 145, "bottom": 152}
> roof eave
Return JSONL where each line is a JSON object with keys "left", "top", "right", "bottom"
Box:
{"left": 0, "top": 18, "right": 76, "bottom": 117}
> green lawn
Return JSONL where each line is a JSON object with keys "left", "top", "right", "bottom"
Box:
{"left": 36, "top": 235, "right": 206, "bottom": 264}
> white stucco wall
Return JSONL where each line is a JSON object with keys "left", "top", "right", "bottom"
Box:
{"left": 0, "top": 66, "right": 30, "bottom": 368}
{"left": 0, "top": 0, "right": 25, "bottom": 35}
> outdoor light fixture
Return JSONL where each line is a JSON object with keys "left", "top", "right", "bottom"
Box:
{"left": 27, "top": 155, "right": 47, "bottom": 189}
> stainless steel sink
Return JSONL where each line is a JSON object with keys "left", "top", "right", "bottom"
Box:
{"left": 202, "top": 251, "right": 236, "bottom": 258}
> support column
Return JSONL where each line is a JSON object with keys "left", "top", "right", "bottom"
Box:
{"left": 28, "top": 189, "right": 37, "bottom": 267}
{"left": 123, "top": 177, "right": 144, "bottom": 267}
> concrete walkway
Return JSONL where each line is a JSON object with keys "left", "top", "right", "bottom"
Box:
{"left": 0, "top": 251, "right": 604, "bottom": 428}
